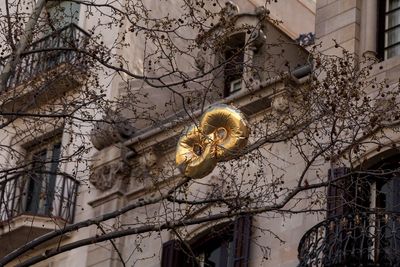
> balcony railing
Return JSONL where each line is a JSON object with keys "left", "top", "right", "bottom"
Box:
{"left": 0, "top": 172, "right": 79, "bottom": 223}
{"left": 0, "top": 23, "right": 90, "bottom": 88}
{"left": 298, "top": 212, "right": 400, "bottom": 266}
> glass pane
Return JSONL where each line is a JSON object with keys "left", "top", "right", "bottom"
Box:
{"left": 48, "top": 1, "right": 80, "bottom": 29}
{"left": 206, "top": 246, "right": 221, "bottom": 267}
{"left": 385, "top": 27, "right": 400, "bottom": 47}
{"left": 230, "top": 79, "right": 242, "bottom": 94}
{"left": 388, "top": 0, "right": 400, "bottom": 11}
{"left": 226, "top": 240, "right": 234, "bottom": 267}
{"left": 385, "top": 44, "right": 400, "bottom": 58}
{"left": 45, "top": 143, "right": 61, "bottom": 214}
{"left": 387, "top": 9, "right": 400, "bottom": 28}
{"left": 26, "top": 150, "right": 47, "bottom": 214}
{"left": 63, "top": 178, "right": 75, "bottom": 220}
{"left": 52, "top": 173, "right": 65, "bottom": 218}
{"left": 199, "top": 238, "right": 234, "bottom": 267}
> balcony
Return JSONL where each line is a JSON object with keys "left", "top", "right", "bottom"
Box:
{"left": 0, "top": 172, "right": 79, "bottom": 257}
{"left": 298, "top": 212, "right": 400, "bottom": 266}
{"left": 0, "top": 24, "right": 90, "bottom": 115}
{"left": 1, "top": 23, "right": 90, "bottom": 89}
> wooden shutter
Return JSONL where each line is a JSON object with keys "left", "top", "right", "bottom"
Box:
{"left": 233, "top": 215, "right": 252, "bottom": 267}
{"left": 376, "top": 0, "right": 386, "bottom": 60}
{"left": 161, "top": 239, "right": 196, "bottom": 267}
{"left": 161, "top": 240, "right": 183, "bottom": 267}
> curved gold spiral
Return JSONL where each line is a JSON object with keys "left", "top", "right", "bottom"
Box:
{"left": 175, "top": 125, "right": 217, "bottom": 179}
{"left": 175, "top": 104, "right": 249, "bottom": 179}
{"left": 200, "top": 104, "right": 249, "bottom": 161}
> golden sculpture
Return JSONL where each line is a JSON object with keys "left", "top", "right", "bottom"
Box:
{"left": 176, "top": 104, "right": 249, "bottom": 179}
{"left": 175, "top": 125, "right": 218, "bottom": 179}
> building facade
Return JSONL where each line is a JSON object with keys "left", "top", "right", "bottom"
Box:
{"left": 2, "top": 0, "right": 400, "bottom": 267}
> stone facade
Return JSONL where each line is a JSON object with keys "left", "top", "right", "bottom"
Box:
{"left": 11, "top": 0, "right": 400, "bottom": 267}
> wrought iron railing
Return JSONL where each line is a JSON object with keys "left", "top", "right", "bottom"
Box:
{"left": 298, "top": 212, "right": 400, "bottom": 266}
{"left": 0, "top": 172, "right": 79, "bottom": 223}
{"left": 0, "top": 23, "right": 90, "bottom": 88}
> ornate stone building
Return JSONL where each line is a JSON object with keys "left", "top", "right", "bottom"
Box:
{"left": 4, "top": 0, "right": 400, "bottom": 267}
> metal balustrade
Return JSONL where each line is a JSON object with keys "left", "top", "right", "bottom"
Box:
{"left": 0, "top": 172, "right": 79, "bottom": 223}
{"left": 298, "top": 212, "right": 400, "bottom": 266}
{"left": 0, "top": 23, "right": 90, "bottom": 88}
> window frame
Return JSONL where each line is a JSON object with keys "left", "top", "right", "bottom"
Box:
{"left": 326, "top": 155, "right": 400, "bottom": 264}
{"left": 191, "top": 223, "right": 235, "bottom": 267}
{"left": 222, "top": 32, "right": 246, "bottom": 98}
{"left": 161, "top": 216, "right": 252, "bottom": 267}
{"left": 23, "top": 134, "right": 63, "bottom": 217}
{"left": 377, "top": 0, "right": 400, "bottom": 59}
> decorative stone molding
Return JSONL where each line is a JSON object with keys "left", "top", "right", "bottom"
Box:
{"left": 254, "top": 6, "right": 268, "bottom": 18}
{"left": 195, "top": 52, "right": 206, "bottom": 73}
{"left": 131, "top": 147, "right": 160, "bottom": 180}
{"left": 89, "top": 161, "right": 131, "bottom": 191}
{"left": 139, "top": 147, "right": 158, "bottom": 169}
{"left": 90, "top": 111, "right": 135, "bottom": 150}
{"left": 222, "top": 1, "right": 239, "bottom": 19}
{"left": 89, "top": 143, "right": 161, "bottom": 192}
{"left": 248, "top": 28, "right": 266, "bottom": 51}
{"left": 272, "top": 93, "right": 290, "bottom": 114}
{"left": 296, "top": 32, "right": 315, "bottom": 47}
{"left": 362, "top": 50, "right": 377, "bottom": 60}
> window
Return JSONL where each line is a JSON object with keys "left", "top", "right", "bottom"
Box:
{"left": 324, "top": 155, "right": 400, "bottom": 265}
{"left": 327, "top": 167, "right": 370, "bottom": 218}
{"left": 328, "top": 156, "right": 400, "bottom": 216}
{"left": 223, "top": 33, "right": 245, "bottom": 97}
{"left": 161, "top": 216, "right": 252, "bottom": 267}
{"left": 46, "top": 1, "right": 80, "bottom": 29}
{"left": 25, "top": 137, "right": 62, "bottom": 216}
{"left": 378, "top": 0, "right": 400, "bottom": 59}
{"left": 193, "top": 226, "right": 234, "bottom": 267}
{"left": 196, "top": 238, "right": 234, "bottom": 267}
{"left": 0, "top": 133, "right": 78, "bottom": 223}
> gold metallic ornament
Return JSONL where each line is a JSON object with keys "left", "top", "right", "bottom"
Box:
{"left": 200, "top": 104, "right": 249, "bottom": 161}
{"left": 175, "top": 125, "right": 218, "bottom": 179}
{"left": 176, "top": 104, "right": 250, "bottom": 179}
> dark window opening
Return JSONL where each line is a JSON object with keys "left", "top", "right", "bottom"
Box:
{"left": 377, "top": 0, "right": 400, "bottom": 60}
{"left": 25, "top": 139, "right": 62, "bottom": 216}
{"left": 0, "top": 133, "right": 78, "bottom": 223}
{"left": 325, "top": 155, "right": 400, "bottom": 265}
{"left": 161, "top": 216, "right": 252, "bottom": 267}
{"left": 223, "top": 33, "right": 245, "bottom": 97}
{"left": 194, "top": 232, "right": 234, "bottom": 267}
{"left": 190, "top": 222, "right": 237, "bottom": 267}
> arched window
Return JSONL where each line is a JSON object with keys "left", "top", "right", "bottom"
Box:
{"left": 223, "top": 33, "right": 246, "bottom": 97}
{"left": 324, "top": 153, "right": 400, "bottom": 265}
{"left": 161, "top": 216, "right": 252, "bottom": 267}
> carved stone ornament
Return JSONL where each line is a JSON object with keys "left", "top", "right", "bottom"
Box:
{"left": 89, "top": 161, "right": 130, "bottom": 191}
{"left": 195, "top": 52, "right": 206, "bottom": 73}
{"left": 90, "top": 111, "right": 135, "bottom": 150}
{"left": 272, "top": 94, "right": 289, "bottom": 114}
{"left": 254, "top": 6, "right": 268, "bottom": 17}
{"left": 131, "top": 147, "right": 160, "bottom": 180}
{"left": 222, "top": 1, "right": 239, "bottom": 19}
{"left": 296, "top": 32, "right": 315, "bottom": 47}
{"left": 248, "top": 28, "right": 267, "bottom": 51}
